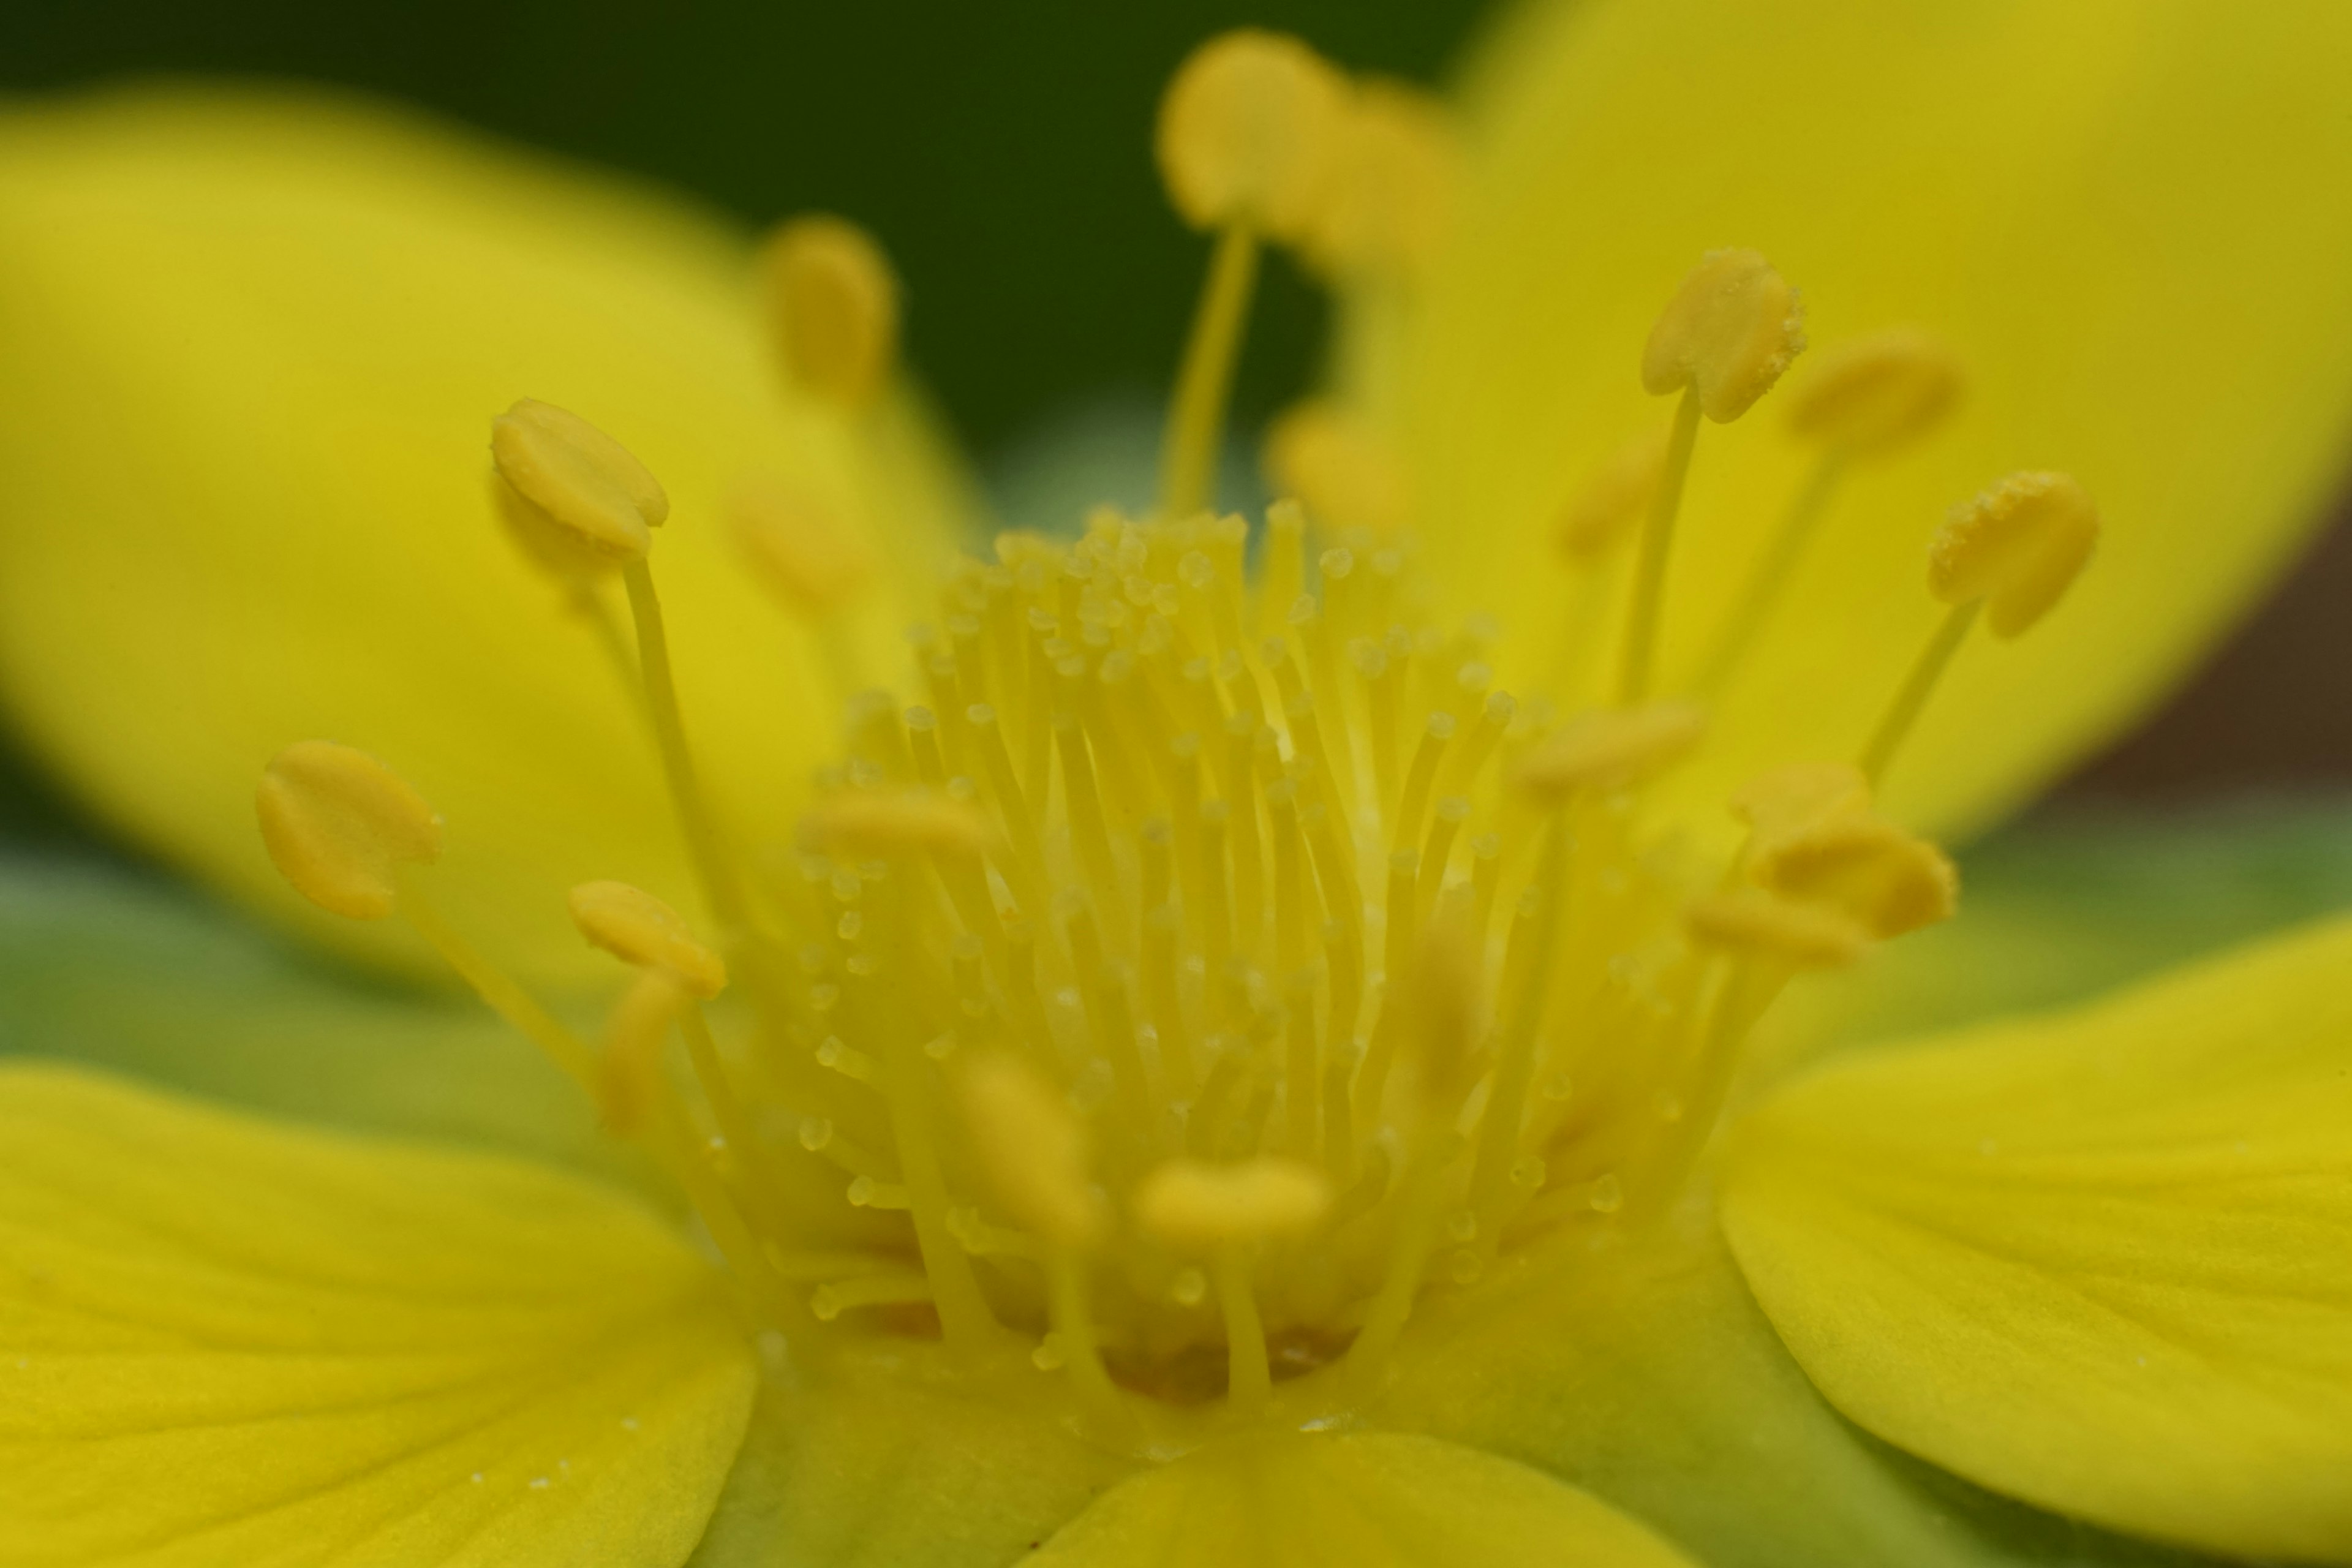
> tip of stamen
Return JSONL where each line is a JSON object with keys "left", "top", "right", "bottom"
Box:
{"left": 801, "top": 791, "right": 992, "bottom": 862}
{"left": 963, "top": 1052, "right": 1105, "bottom": 1250}
{"left": 1687, "top": 888, "right": 1869, "bottom": 968}
{"left": 1640, "top": 249, "right": 1806, "bottom": 423}
{"left": 729, "top": 478, "right": 875, "bottom": 617}
{"left": 1156, "top": 28, "right": 1348, "bottom": 241}
{"left": 490, "top": 399, "right": 668, "bottom": 561}
{"left": 1515, "top": 702, "right": 1706, "bottom": 802}
{"left": 758, "top": 213, "right": 901, "bottom": 408}
{"left": 1133, "top": 1155, "right": 1333, "bottom": 1251}
{"left": 1263, "top": 399, "right": 1410, "bottom": 536}
{"left": 1784, "top": 328, "right": 1962, "bottom": 456}
{"left": 568, "top": 880, "right": 728, "bottom": 998}
{"left": 1929, "top": 471, "right": 2098, "bottom": 638}
{"left": 255, "top": 741, "right": 442, "bottom": 921}
{"left": 1750, "top": 814, "right": 1958, "bottom": 939}
{"left": 1297, "top": 77, "right": 1458, "bottom": 279}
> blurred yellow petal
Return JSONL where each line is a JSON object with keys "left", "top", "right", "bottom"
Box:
{"left": 0, "top": 1060, "right": 756, "bottom": 1564}
{"left": 1370, "top": 0, "right": 2352, "bottom": 836}
{"left": 1027, "top": 1430, "right": 1699, "bottom": 1567}
{"left": 1721, "top": 917, "right": 2352, "bottom": 1561}
{"left": 0, "top": 87, "right": 978, "bottom": 984}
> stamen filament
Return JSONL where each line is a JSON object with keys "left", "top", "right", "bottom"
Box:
{"left": 1161, "top": 224, "right": 1261, "bottom": 518}
{"left": 394, "top": 875, "right": 595, "bottom": 1089}
{"left": 1858, "top": 598, "right": 1980, "bottom": 787}
{"left": 1214, "top": 1246, "right": 1273, "bottom": 1412}
{"left": 620, "top": 559, "right": 751, "bottom": 933}
{"left": 1615, "top": 386, "right": 1703, "bottom": 704}
{"left": 1693, "top": 450, "right": 1846, "bottom": 696}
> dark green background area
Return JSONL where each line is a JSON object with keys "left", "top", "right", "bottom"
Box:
{"left": 0, "top": 0, "right": 1489, "bottom": 456}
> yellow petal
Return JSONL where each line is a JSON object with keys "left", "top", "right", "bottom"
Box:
{"left": 0, "top": 1060, "right": 756, "bottom": 1564}
{"left": 1371, "top": 0, "right": 2352, "bottom": 837}
{"left": 1721, "top": 916, "right": 2352, "bottom": 1561}
{"left": 0, "top": 87, "right": 978, "bottom": 984}
{"left": 1027, "top": 1430, "right": 1699, "bottom": 1567}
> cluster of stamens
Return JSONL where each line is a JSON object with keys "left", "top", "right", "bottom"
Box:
{"left": 251, "top": 29, "right": 2101, "bottom": 1441}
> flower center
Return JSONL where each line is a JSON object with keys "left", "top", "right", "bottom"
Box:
{"left": 254, "top": 28, "right": 2100, "bottom": 1451}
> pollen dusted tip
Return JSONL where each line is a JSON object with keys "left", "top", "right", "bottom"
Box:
{"left": 801, "top": 791, "right": 991, "bottom": 862}
{"left": 1784, "top": 328, "right": 1962, "bottom": 456}
{"left": 255, "top": 741, "right": 443, "bottom": 921}
{"left": 489, "top": 399, "right": 668, "bottom": 562}
{"left": 1751, "top": 814, "right": 1958, "bottom": 940}
{"left": 1515, "top": 701, "right": 1708, "bottom": 802}
{"left": 1930, "top": 471, "right": 2100, "bottom": 637}
{"left": 1156, "top": 28, "right": 1348, "bottom": 242}
{"left": 1133, "top": 1156, "right": 1333, "bottom": 1252}
{"left": 1262, "top": 399, "right": 1409, "bottom": 537}
{"left": 963, "top": 1053, "right": 1105, "bottom": 1250}
{"left": 760, "top": 214, "right": 900, "bottom": 409}
{"left": 1556, "top": 429, "right": 1668, "bottom": 562}
{"left": 567, "top": 880, "right": 728, "bottom": 998}
{"left": 729, "top": 478, "right": 875, "bottom": 616}
{"left": 1641, "top": 248, "right": 1807, "bottom": 423}
{"left": 1687, "top": 888, "right": 1870, "bottom": 969}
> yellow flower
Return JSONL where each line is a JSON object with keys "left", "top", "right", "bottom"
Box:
{"left": 2, "top": 5, "right": 2351, "bottom": 1567}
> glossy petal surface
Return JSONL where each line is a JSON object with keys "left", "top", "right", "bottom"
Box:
{"left": 0, "top": 1061, "right": 756, "bottom": 1566}
{"left": 0, "top": 88, "right": 975, "bottom": 983}
{"left": 1723, "top": 917, "right": 2352, "bottom": 1561}
{"left": 1373, "top": 0, "right": 2352, "bottom": 837}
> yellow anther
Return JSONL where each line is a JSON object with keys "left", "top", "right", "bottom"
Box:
{"left": 1556, "top": 429, "right": 1666, "bottom": 562}
{"left": 1299, "top": 78, "right": 1457, "bottom": 279}
{"left": 1515, "top": 702, "right": 1707, "bottom": 802}
{"left": 801, "top": 791, "right": 990, "bottom": 861}
{"left": 1398, "top": 892, "right": 1484, "bottom": 1116}
{"left": 1730, "top": 761, "right": 1871, "bottom": 842}
{"left": 963, "top": 1053, "right": 1104, "bottom": 1250}
{"left": 255, "top": 741, "right": 443, "bottom": 921}
{"left": 1752, "top": 814, "right": 1958, "bottom": 940}
{"left": 1640, "top": 249, "right": 1807, "bottom": 423}
{"left": 1686, "top": 888, "right": 1869, "bottom": 969}
{"left": 567, "top": 880, "right": 728, "bottom": 998}
{"left": 1156, "top": 28, "right": 1346, "bottom": 242}
{"left": 489, "top": 473, "right": 612, "bottom": 584}
{"left": 597, "top": 968, "right": 686, "bottom": 1136}
{"left": 1783, "top": 328, "right": 1962, "bottom": 456}
{"left": 1262, "top": 399, "right": 1409, "bottom": 537}
{"left": 758, "top": 213, "right": 900, "bottom": 407}
{"left": 489, "top": 399, "right": 668, "bottom": 561}
{"left": 1929, "top": 470, "right": 2100, "bottom": 637}
{"left": 729, "top": 478, "right": 875, "bottom": 616}
{"left": 1133, "top": 1155, "right": 1333, "bottom": 1252}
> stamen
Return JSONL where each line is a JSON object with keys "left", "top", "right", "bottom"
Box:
{"left": 758, "top": 213, "right": 900, "bottom": 408}
{"left": 1860, "top": 470, "right": 2097, "bottom": 786}
{"left": 567, "top": 880, "right": 729, "bottom": 998}
{"left": 1751, "top": 813, "right": 1958, "bottom": 938}
{"left": 729, "top": 478, "right": 876, "bottom": 692}
{"left": 1296, "top": 78, "right": 1458, "bottom": 282}
{"left": 489, "top": 398, "right": 668, "bottom": 560}
{"left": 1264, "top": 401, "right": 1410, "bottom": 537}
{"left": 1697, "top": 330, "right": 1962, "bottom": 695}
{"left": 255, "top": 741, "right": 443, "bottom": 922}
{"left": 1515, "top": 702, "right": 1706, "bottom": 801}
{"left": 1155, "top": 29, "right": 1346, "bottom": 517}
{"left": 1619, "top": 250, "right": 1804, "bottom": 701}
{"left": 1686, "top": 888, "right": 1870, "bottom": 968}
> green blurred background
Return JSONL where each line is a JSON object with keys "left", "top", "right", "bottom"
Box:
{"left": 1, "top": 0, "right": 2347, "bottom": 849}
